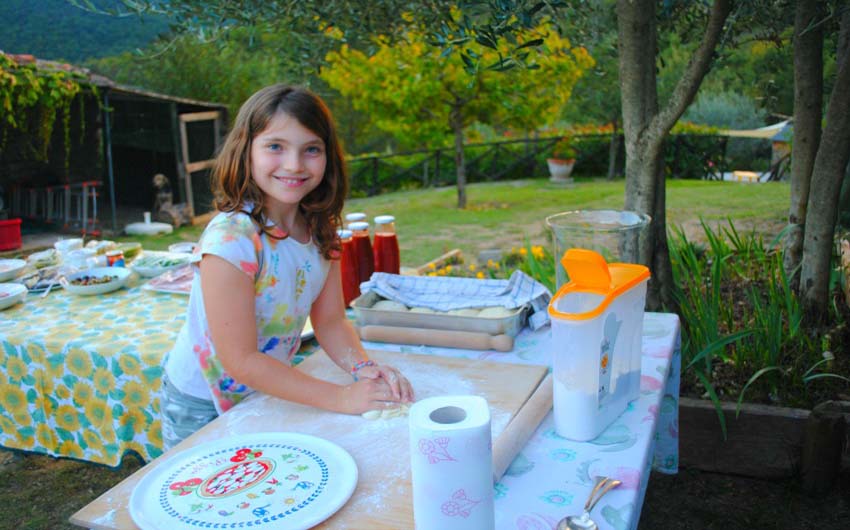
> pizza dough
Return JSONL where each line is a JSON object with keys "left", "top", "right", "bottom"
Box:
{"left": 447, "top": 308, "right": 481, "bottom": 316}
{"left": 361, "top": 402, "right": 412, "bottom": 420}
{"left": 478, "top": 306, "right": 515, "bottom": 318}
{"left": 409, "top": 306, "right": 436, "bottom": 314}
{"left": 372, "top": 300, "right": 409, "bottom": 312}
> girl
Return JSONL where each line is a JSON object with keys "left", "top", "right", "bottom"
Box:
{"left": 160, "top": 84, "right": 414, "bottom": 450}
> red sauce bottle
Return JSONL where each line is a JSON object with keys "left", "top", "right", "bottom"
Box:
{"left": 348, "top": 221, "right": 374, "bottom": 283}
{"left": 373, "top": 215, "right": 400, "bottom": 274}
{"left": 337, "top": 229, "right": 360, "bottom": 306}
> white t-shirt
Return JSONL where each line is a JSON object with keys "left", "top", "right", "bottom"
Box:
{"left": 163, "top": 209, "right": 330, "bottom": 413}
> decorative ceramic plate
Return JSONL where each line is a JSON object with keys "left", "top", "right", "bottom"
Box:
{"left": 0, "top": 283, "right": 27, "bottom": 310}
{"left": 131, "top": 251, "right": 194, "bottom": 278}
{"left": 0, "top": 259, "right": 27, "bottom": 282}
{"left": 142, "top": 264, "right": 194, "bottom": 295}
{"left": 129, "top": 432, "right": 357, "bottom": 530}
{"left": 61, "top": 267, "right": 131, "bottom": 295}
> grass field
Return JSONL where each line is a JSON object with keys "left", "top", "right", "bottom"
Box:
{"left": 121, "top": 177, "right": 791, "bottom": 267}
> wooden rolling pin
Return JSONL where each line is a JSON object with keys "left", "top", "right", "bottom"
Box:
{"left": 492, "top": 373, "right": 553, "bottom": 482}
{"left": 357, "top": 325, "right": 514, "bottom": 352}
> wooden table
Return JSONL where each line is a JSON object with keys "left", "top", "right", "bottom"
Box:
{"left": 72, "top": 312, "right": 681, "bottom": 530}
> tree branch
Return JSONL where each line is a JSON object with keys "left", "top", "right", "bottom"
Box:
{"left": 649, "top": 0, "right": 733, "bottom": 137}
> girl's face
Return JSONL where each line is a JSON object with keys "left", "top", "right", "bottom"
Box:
{"left": 250, "top": 111, "right": 326, "bottom": 217}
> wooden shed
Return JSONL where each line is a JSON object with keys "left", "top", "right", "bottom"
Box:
{"left": 1, "top": 53, "right": 228, "bottom": 235}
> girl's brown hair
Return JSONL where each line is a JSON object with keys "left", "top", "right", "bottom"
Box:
{"left": 212, "top": 84, "right": 347, "bottom": 259}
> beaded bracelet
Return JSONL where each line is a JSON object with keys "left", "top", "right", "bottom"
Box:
{"left": 350, "top": 359, "right": 376, "bottom": 381}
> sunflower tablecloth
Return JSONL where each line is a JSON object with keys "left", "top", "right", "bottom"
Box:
{"left": 0, "top": 279, "right": 187, "bottom": 466}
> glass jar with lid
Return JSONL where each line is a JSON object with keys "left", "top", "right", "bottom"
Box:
{"left": 373, "top": 215, "right": 400, "bottom": 274}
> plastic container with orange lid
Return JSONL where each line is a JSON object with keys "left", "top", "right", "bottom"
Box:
{"left": 548, "top": 248, "right": 650, "bottom": 441}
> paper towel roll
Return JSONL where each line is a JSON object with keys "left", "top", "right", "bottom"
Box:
{"left": 409, "top": 395, "right": 494, "bottom": 530}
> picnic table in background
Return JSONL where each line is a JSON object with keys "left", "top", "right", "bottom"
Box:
{"left": 0, "top": 279, "right": 184, "bottom": 465}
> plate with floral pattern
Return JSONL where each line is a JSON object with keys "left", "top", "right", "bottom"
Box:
{"left": 129, "top": 432, "right": 358, "bottom": 530}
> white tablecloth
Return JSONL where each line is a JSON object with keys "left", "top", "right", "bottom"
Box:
{"left": 361, "top": 312, "right": 681, "bottom": 530}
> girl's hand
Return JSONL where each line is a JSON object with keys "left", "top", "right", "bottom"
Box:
{"left": 338, "top": 377, "right": 403, "bottom": 415}
{"left": 355, "top": 363, "right": 414, "bottom": 403}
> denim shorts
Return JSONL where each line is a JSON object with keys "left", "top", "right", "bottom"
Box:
{"left": 160, "top": 375, "right": 218, "bottom": 451}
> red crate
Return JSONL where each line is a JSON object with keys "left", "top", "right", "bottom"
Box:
{"left": 0, "top": 218, "right": 22, "bottom": 251}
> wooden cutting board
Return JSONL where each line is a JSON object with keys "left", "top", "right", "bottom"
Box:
{"left": 71, "top": 349, "right": 548, "bottom": 530}
{"left": 253, "top": 350, "right": 548, "bottom": 529}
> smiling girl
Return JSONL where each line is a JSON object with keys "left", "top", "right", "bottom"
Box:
{"left": 160, "top": 85, "right": 414, "bottom": 450}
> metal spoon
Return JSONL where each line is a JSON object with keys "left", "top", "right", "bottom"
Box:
{"left": 557, "top": 476, "right": 622, "bottom": 530}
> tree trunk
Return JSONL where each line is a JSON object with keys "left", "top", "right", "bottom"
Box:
{"left": 450, "top": 106, "right": 467, "bottom": 209}
{"left": 800, "top": 11, "right": 850, "bottom": 319}
{"left": 617, "top": 0, "right": 732, "bottom": 311}
{"left": 607, "top": 117, "right": 621, "bottom": 181}
{"left": 785, "top": 0, "right": 824, "bottom": 282}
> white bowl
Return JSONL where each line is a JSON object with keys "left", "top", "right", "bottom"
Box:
{"left": 131, "top": 251, "right": 194, "bottom": 278}
{"left": 54, "top": 238, "right": 83, "bottom": 253}
{"left": 0, "top": 259, "right": 27, "bottom": 282}
{"left": 63, "top": 248, "right": 97, "bottom": 269}
{"left": 27, "top": 248, "right": 59, "bottom": 268}
{"left": 167, "top": 242, "right": 198, "bottom": 254}
{"left": 0, "top": 283, "right": 27, "bottom": 310}
{"left": 62, "top": 267, "right": 131, "bottom": 295}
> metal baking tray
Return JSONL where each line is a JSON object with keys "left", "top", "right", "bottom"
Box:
{"left": 350, "top": 291, "right": 528, "bottom": 337}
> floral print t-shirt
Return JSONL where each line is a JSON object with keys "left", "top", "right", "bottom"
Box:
{"left": 163, "top": 210, "right": 330, "bottom": 413}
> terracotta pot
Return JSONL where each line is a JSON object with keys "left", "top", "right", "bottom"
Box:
{"left": 547, "top": 158, "right": 576, "bottom": 182}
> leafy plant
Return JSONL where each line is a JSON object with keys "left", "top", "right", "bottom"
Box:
{"left": 669, "top": 219, "right": 849, "bottom": 436}
{"left": 0, "top": 52, "right": 87, "bottom": 164}
{"left": 552, "top": 137, "right": 578, "bottom": 160}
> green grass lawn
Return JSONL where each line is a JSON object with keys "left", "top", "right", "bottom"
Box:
{"left": 120, "top": 177, "right": 790, "bottom": 267}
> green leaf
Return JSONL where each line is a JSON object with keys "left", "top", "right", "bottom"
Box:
{"left": 116, "top": 423, "right": 135, "bottom": 442}
{"left": 26, "top": 388, "right": 37, "bottom": 404}
{"left": 111, "top": 360, "right": 124, "bottom": 378}
{"left": 18, "top": 426, "right": 35, "bottom": 438}
{"left": 93, "top": 355, "right": 108, "bottom": 369}
{"left": 146, "top": 444, "right": 163, "bottom": 459}
{"left": 685, "top": 329, "right": 754, "bottom": 371}
{"left": 515, "top": 38, "right": 544, "bottom": 50}
{"left": 803, "top": 373, "right": 850, "bottom": 384}
{"left": 461, "top": 52, "right": 475, "bottom": 71}
{"left": 695, "top": 370, "right": 727, "bottom": 441}
{"left": 48, "top": 353, "right": 65, "bottom": 368}
{"left": 142, "top": 366, "right": 163, "bottom": 384}
{"left": 736, "top": 366, "right": 781, "bottom": 418}
{"left": 56, "top": 427, "right": 74, "bottom": 442}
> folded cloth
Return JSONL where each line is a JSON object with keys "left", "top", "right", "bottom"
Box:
{"left": 359, "top": 271, "right": 552, "bottom": 330}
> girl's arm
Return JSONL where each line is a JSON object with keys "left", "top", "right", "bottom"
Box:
{"left": 310, "top": 260, "right": 414, "bottom": 403}
{"left": 201, "top": 254, "right": 396, "bottom": 414}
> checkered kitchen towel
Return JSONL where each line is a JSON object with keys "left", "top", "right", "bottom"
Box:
{"left": 359, "top": 271, "right": 552, "bottom": 330}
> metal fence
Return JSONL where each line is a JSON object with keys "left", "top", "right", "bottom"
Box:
{"left": 345, "top": 133, "right": 730, "bottom": 197}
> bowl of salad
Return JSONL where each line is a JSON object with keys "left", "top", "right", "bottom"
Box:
{"left": 62, "top": 267, "right": 131, "bottom": 295}
{"left": 131, "top": 251, "right": 195, "bottom": 278}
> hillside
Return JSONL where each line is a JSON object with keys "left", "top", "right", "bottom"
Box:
{"left": 0, "top": 0, "right": 168, "bottom": 64}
